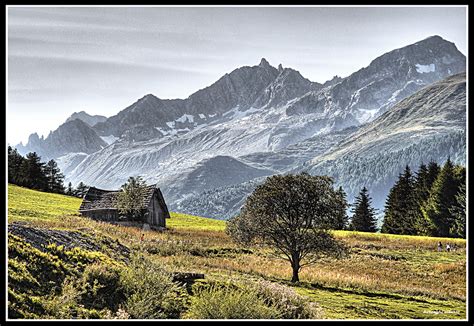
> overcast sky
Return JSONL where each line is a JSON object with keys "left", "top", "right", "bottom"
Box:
{"left": 7, "top": 5, "right": 467, "bottom": 145}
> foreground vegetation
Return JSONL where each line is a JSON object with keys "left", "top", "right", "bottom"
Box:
{"left": 7, "top": 184, "right": 466, "bottom": 319}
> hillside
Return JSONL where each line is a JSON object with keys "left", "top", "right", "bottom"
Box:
{"left": 174, "top": 73, "right": 466, "bottom": 218}
{"left": 7, "top": 185, "right": 466, "bottom": 320}
{"left": 14, "top": 36, "right": 465, "bottom": 208}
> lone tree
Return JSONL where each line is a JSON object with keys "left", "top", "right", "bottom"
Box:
{"left": 350, "top": 187, "right": 377, "bottom": 232}
{"left": 226, "top": 173, "right": 347, "bottom": 283}
{"left": 117, "top": 176, "right": 149, "bottom": 221}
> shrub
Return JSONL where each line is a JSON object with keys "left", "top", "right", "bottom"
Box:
{"left": 119, "top": 253, "right": 188, "bottom": 319}
{"left": 79, "top": 262, "right": 125, "bottom": 312}
{"left": 8, "top": 235, "right": 69, "bottom": 296}
{"left": 103, "top": 308, "right": 131, "bottom": 319}
{"left": 184, "top": 283, "right": 280, "bottom": 319}
{"left": 250, "top": 280, "right": 323, "bottom": 319}
{"left": 42, "top": 276, "right": 103, "bottom": 319}
{"left": 185, "top": 279, "right": 322, "bottom": 320}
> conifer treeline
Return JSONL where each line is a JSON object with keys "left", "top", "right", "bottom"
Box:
{"left": 381, "top": 159, "right": 465, "bottom": 238}
{"left": 346, "top": 159, "right": 465, "bottom": 238}
{"left": 8, "top": 146, "right": 89, "bottom": 198}
{"left": 8, "top": 145, "right": 466, "bottom": 238}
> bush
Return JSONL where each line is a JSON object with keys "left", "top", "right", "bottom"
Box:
{"left": 80, "top": 262, "right": 125, "bottom": 312}
{"left": 184, "top": 283, "right": 280, "bottom": 319}
{"left": 185, "top": 279, "right": 322, "bottom": 320}
{"left": 250, "top": 280, "right": 323, "bottom": 319}
{"left": 119, "top": 253, "right": 188, "bottom": 319}
{"left": 43, "top": 276, "right": 103, "bottom": 319}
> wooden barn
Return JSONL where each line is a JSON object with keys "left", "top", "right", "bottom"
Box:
{"left": 79, "top": 185, "right": 170, "bottom": 229}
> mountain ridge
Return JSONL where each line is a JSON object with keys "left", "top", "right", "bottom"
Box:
{"left": 13, "top": 36, "right": 466, "bottom": 221}
{"left": 17, "top": 35, "right": 464, "bottom": 157}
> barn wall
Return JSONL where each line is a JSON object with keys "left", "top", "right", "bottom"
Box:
{"left": 147, "top": 191, "right": 166, "bottom": 228}
{"left": 156, "top": 192, "right": 166, "bottom": 227}
{"left": 80, "top": 210, "right": 119, "bottom": 222}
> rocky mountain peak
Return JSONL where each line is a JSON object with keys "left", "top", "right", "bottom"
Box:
{"left": 417, "top": 34, "right": 446, "bottom": 44}
{"left": 278, "top": 64, "right": 283, "bottom": 72}
{"left": 140, "top": 93, "right": 160, "bottom": 102}
{"left": 66, "top": 111, "right": 107, "bottom": 127}
{"left": 258, "top": 58, "right": 272, "bottom": 68}
{"left": 28, "top": 132, "right": 40, "bottom": 141}
{"left": 323, "top": 75, "right": 343, "bottom": 87}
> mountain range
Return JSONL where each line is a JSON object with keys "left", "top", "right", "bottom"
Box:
{"left": 15, "top": 35, "right": 466, "bottom": 220}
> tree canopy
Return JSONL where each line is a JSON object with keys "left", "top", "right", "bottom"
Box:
{"left": 117, "top": 176, "right": 149, "bottom": 221}
{"left": 226, "top": 173, "right": 347, "bottom": 283}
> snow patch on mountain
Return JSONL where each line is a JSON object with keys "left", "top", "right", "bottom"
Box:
{"left": 356, "top": 108, "right": 379, "bottom": 124}
{"left": 415, "top": 63, "right": 436, "bottom": 73}
{"left": 100, "top": 135, "right": 119, "bottom": 145}
{"left": 176, "top": 114, "right": 195, "bottom": 123}
{"left": 55, "top": 152, "right": 89, "bottom": 178}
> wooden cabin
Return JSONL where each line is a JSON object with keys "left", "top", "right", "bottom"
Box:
{"left": 79, "top": 185, "right": 170, "bottom": 229}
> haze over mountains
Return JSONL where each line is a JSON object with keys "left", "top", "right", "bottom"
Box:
{"left": 15, "top": 35, "right": 466, "bottom": 220}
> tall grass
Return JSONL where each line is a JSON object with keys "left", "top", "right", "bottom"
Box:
{"left": 7, "top": 184, "right": 467, "bottom": 319}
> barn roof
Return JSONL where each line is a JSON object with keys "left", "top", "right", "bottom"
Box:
{"left": 79, "top": 185, "right": 168, "bottom": 215}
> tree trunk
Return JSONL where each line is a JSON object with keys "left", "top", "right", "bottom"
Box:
{"left": 291, "top": 266, "right": 299, "bottom": 283}
{"left": 290, "top": 255, "right": 300, "bottom": 283}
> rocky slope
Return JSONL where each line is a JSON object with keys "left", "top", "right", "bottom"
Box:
{"left": 300, "top": 72, "right": 466, "bottom": 207}
{"left": 177, "top": 73, "right": 466, "bottom": 218}
{"left": 14, "top": 36, "right": 466, "bottom": 220}
{"left": 19, "top": 35, "right": 464, "bottom": 159}
{"left": 65, "top": 111, "right": 107, "bottom": 127}
{"left": 16, "top": 119, "right": 108, "bottom": 160}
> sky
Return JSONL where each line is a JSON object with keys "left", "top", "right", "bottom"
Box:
{"left": 7, "top": 5, "right": 467, "bottom": 145}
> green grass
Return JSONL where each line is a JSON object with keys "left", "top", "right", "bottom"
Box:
{"left": 8, "top": 184, "right": 82, "bottom": 222}
{"left": 7, "top": 184, "right": 225, "bottom": 231}
{"left": 295, "top": 285, "right": 465, "bottom": 320}
{"left": 333, "top": 230, "right": 466, "bottom": 246}
{"left": 168, "top": 212, "right": 226, "bottom": 231}
{"left": 7, "top": 184, "right": 467, "bottom": 320}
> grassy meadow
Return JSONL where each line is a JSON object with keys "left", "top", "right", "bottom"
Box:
{"left": 7, "top": 184, "right": 467, "bottom": 320}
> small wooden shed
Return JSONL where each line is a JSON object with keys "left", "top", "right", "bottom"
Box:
{"left": 79, "top": 185, "right": 170, "bottom": 228}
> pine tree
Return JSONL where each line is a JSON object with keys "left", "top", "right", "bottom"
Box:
{"left": 66, "top": 182, "right": 74, "bottom": 196}
{"left": 350, "top": 187, "right": 377, "bottom": 232}
{"left": 415, "top": 163, "right": 430, "bottom": 203}
{"left": 422, "top": 158, "right": 461, "bottom": 237}
{"left": 333, "top": 186, "right": 349, "bottom": 230}
{"left": 381, "top": 165, "right": 419, "bottom": 235}
{"left": 44, "top": 159, "right": 65, "bottom": 194}
{"left": 19, "top": 152, "right": 48, "bottom": 191}
{"left": 75, "top": 182, "right": 89, "bottom": 198}
{"left": 8, "top": 146, "right": 25, "bottom": 185}
{"left": 426, "top": 161, "right": 441, "bottom": 190}
{"left": 413, "top": 163, "right": 436, "bottom": 235}
{"left": 449, "top": 183, "right": 466, "bottom": 238}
